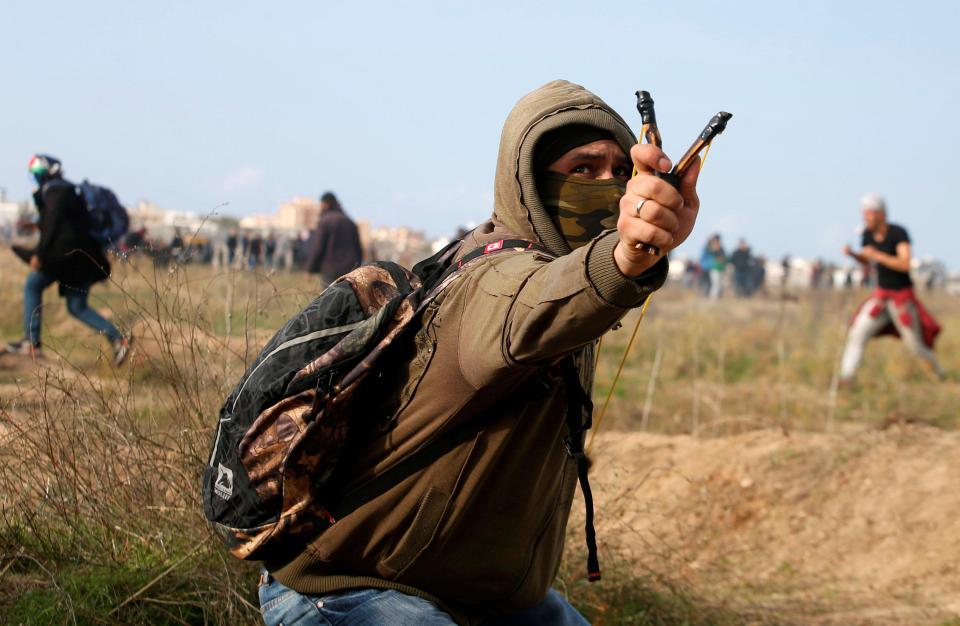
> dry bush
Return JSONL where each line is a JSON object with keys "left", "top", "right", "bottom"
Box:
{"left": 592, "top": 289, "right": 960, "bottom": 436}
{"left": 0, "top": 254, "right": 312, "bottom": 624}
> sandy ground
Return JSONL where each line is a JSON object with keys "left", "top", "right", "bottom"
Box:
{"left": 587, "top": 426, "right": 960, "bottom": 625}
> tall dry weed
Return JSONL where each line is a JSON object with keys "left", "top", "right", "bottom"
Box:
{"left": 0, "top": 253, "right": 312, "bottom": 624}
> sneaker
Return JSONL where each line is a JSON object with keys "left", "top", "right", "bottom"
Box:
{"left": 111, "top": 334, "right": 133, "bottom": 366}
{"left": 3, "top": 339, "right": 42, "bottom": 358}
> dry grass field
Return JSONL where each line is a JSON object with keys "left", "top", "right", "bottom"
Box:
{"left": 1, "top": 249, "right": 958, "bottom": 625}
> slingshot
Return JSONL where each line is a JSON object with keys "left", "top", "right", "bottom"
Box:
{"left": 633, "top": 91, "right": 732, "bottom": 255}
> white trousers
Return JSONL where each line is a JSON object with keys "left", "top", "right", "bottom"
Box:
{"left": 839, "top": 297, "right": 944, "bottom": 381}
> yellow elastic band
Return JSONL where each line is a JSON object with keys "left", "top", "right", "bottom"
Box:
{"left": 700, "top": 140, "right": 713, "bottom": 169}
{"left": 587, "top": 295, "right": 652, "bottom": 454}
{"left": 588, "top": 129, "right": 715, "bottom": 453}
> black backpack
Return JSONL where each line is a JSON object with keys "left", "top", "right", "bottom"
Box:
{"left": 202, "top": 239, "right": 549, "bottom": 561}
{"left": 79, "top": 180, "right": 129, "bottom": 247}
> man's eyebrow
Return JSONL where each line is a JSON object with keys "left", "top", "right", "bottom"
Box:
{"left": 569, "top": 150, "right": 609, "bottom": 160}
{"left": 568, "top": 149, "right": 631, "bottom": 165}
{"left": 576, "top": 150, "right": 628, "bottom": 161}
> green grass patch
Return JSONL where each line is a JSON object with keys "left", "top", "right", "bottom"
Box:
{"left": 3, "top": 556, "right": 259, "bottom": 626}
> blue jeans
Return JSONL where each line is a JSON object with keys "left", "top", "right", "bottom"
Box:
{"left": 24, "top": 271, "right": 122, "bottom": 346}
{"left": 258, "top": 571, "right": 590, "bottom": 626}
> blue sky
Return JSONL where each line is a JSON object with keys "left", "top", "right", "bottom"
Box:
{"left": 2, "top": 1, "right": 958, "bottom": 266}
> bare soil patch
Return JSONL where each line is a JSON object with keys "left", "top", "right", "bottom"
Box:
{"left": 586, "top": 425, "right": 960, "bottom": 625}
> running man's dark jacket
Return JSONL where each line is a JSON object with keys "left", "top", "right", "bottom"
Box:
{"left": 33, "top": 179, "right": 110, "bottom": 288}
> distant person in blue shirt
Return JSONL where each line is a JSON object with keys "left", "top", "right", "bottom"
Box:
{"left": 699, "top": 233, "right": 726, "bottom": 299}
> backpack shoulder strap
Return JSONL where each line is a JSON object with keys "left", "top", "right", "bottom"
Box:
{"left": 330, "top": 239, "right": 550, "bottom": 518}
{"left": 558, "top": 354, "right": 601, "bottom": 582}
{"left": 412, "top": 239, "right": 462, "bottom": 288}
{"left": 454, "top": 239, "right": 550, "bottom": 270}
{"left": 428, "top": 238, "right": 551, "bottom": 297}
{"left": 412, "top": 237, "right": 550, "bottom": 292}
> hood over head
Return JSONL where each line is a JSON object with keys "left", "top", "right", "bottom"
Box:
{"left": 491, "top": 80, "right": 636, "bottom": 257}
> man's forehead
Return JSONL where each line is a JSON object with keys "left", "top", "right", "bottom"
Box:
{"left": 560, "top": 139, "right": 628, "bottom": 160}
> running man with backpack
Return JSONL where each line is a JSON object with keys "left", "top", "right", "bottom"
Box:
{"left": 3, "top": 154, "right": 132, "bottom": 364}
{"left": 205, "top": 80, "right": 703, "bottom": 625}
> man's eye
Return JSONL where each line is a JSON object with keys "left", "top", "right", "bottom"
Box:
{"left": 572, "top": 165, "right": 589, "bottom": 174}
{"left": 613, "top": 165, "right": 631, "bottom": 178}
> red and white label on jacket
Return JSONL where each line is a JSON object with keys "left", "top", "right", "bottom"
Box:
{"left": 484, "top": 240, "right": 505, "bottom": 254}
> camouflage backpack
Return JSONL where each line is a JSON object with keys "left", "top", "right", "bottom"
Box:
{"left": 202, "top": 238, "right": 544, "bottom": 560}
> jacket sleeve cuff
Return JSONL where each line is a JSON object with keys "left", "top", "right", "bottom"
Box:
{"left": 586, "top": 231, "right": 669, "bottom": 308}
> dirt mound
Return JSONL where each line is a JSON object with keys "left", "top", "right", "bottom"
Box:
{"left": 587, "top": 425, "right": 960, "bottom": 625}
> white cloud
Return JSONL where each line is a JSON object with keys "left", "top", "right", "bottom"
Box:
{"left": 222, "top": 167, "right": 263, "bottom": 192}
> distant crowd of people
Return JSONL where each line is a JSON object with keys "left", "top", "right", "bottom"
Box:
{"left": 114, "top": 225, "right": 307, "bottom": 272}
{"left": 219, "top": 229, "right": 286, "bottom": 270}
{"left": 676, "top": 232, "right": 933, "bottom": 300}
{"left": 677, "top": 234, "right": 772, "bottom": 299}
{"left": 214, "top": 192, "right": 362, "bottom": 280}
{"left": 108, "top": 193, "right": 365, "bottom": 281}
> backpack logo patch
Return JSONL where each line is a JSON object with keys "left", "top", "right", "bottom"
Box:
{"left": 214, "top": 463, "right": 234, "bottom": 500}
{"left": 484, "top": 240, "right": 504, "bottom": 253}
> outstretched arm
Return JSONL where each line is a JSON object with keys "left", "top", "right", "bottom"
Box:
{"left": 457, "top": 143, "right": 698, "bottom": 383}
{"left": 456, "top": 240, "right": 669, "bottom": 389}
{"left": 508, "top": 143, "right": 695, "bottom": 364}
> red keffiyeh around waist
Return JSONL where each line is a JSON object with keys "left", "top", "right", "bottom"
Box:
{"left": 850, "top": 287, "right": 942, "bottom": 349}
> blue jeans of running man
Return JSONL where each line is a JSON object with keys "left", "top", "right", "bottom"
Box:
{"left": 24, "top": 270, "right": 122, "bottom": 347}
{"left": 258, "top": 570, "right": 590, "bottom": 626}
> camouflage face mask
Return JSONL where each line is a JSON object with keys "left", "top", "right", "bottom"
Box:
{"left": 538, "top": 173, "right": 626, "bottom": 250}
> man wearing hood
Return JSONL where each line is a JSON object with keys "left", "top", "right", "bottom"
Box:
{"left": 257, "top": 80, "right": 702, "bottom": 625}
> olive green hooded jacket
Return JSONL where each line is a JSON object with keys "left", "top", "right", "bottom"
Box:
{"left": 269, "top": 79, "right": 668, "bottom": 623}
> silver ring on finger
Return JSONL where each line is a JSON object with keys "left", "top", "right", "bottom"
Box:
{"left": 635, "top": 197, "right": 648, "bottom": 217}
{"left": 634, "top": 241, "right": 661, "bottom": 256}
